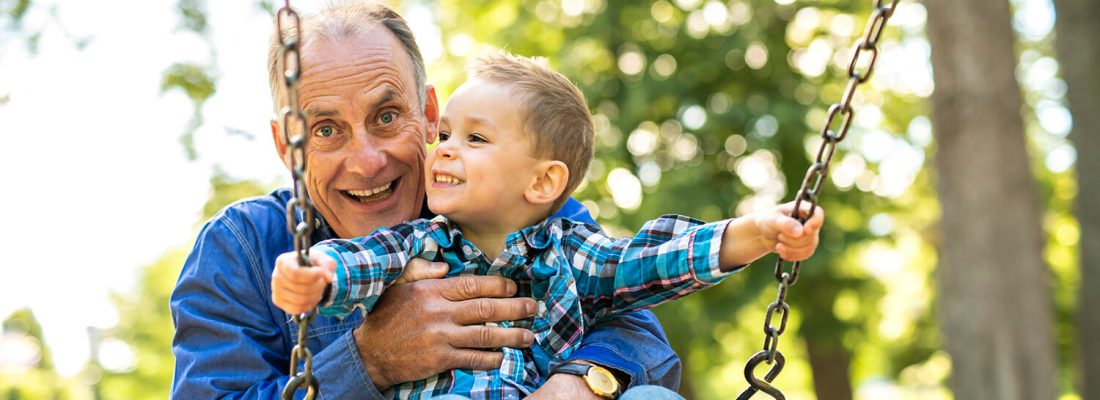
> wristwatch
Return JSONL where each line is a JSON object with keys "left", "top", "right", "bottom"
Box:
{"left": 549, "top": 361, "right": 621, "bottom": 399}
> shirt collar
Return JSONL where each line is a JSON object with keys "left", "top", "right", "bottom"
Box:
{"left": 424, "top": 215, "right": 465, "bottom": 249}
{"left": 509, "top": 217, "right": 565, "bottom": 252}
{"left": 421, "top": 216, "right": 566, "bottom": 261}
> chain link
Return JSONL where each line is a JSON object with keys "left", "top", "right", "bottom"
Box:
{"left": 738, "top": 1, "right": 898, "bottom": 398}
{"left": 276, "top": 1, "right": 319, "bottom": 399}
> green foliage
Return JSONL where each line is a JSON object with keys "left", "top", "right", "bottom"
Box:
{"left": 175, "top": 0, "right": 208, "bottom": 35}
{"left": 203, "top": 168, "right": 278, "bottom": 220}
{"left": 3, "top": 0, "right": 31, "bottom": 26}
{"left": 432, "top": 0, "right": 933, "bottom": 397}
{"left": 2, "top": 309, "right": 53, "bottom": 371}
{"left": 92, "top": 172, "right": 271, "bottom": 399}
{"left": 160, "top": 62, "right": 216, "bottom": 103}
{"left": 0, "top": 309, "right": 74, "bottom": 399}
{"left": 96, "top": 250, "right": 185, "bottom": 400}
{"left": 160, "top": 62, "right": 217, "bottom": 160}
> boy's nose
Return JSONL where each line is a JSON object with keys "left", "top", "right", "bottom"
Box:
{"left": 437, "top": 141, "right": 457, "bottom": 159}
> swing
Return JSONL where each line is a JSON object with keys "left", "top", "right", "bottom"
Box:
{"left": 272, "top": 1, "right": 901, "bottom": 399}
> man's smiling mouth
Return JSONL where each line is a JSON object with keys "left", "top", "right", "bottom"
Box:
{"left": 343, "top": 179, "right": 396, "bottom": 204}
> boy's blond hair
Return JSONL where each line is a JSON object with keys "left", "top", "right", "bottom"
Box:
{"left": 469, "top": 51, "right": 594, "bottom": 212}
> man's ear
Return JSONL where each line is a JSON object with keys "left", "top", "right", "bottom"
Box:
{"left": 525, "top": 161, "right": 569, "bottom": 206}
{"left": 423, "top": 84, "right": 440, "bottom": 144}
{"left": 270, "top": 119, "right": 292, "bottom": 169}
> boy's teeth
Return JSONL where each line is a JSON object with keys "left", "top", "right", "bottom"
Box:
{"left": 435, "top": 174, "right": 464, "bottom": 184}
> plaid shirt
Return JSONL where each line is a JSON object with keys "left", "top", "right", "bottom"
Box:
{"left": 315, "top": 214, "right": 740, "bottom": 399}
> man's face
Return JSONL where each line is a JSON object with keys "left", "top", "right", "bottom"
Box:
{"left": 426, "top": 79, "right": 542, "bottom": 226}
{"left": 277, "top": 26, "right": 436, "bottom": 238}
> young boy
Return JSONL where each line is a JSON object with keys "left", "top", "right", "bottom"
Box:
{"left": 272, "top": 51, "right": 823, "bottom": 399}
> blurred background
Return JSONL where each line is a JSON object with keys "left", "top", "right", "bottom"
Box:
{"left": 0, "top": 0, "right": 1092, "bottom": 399}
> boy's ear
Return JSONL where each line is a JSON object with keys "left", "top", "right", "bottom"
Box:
{"left": 525, "top": 161, "right": 569, "bottom": 206}
{"left": 270, "top": 120, "right": 292, "bottom": 169}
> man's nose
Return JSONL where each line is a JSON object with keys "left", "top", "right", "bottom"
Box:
{"left": 343, "top": 130, "right": 388, "bottom": 174}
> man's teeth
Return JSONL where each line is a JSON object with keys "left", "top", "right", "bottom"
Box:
{"left": 435, "top": 175, "right": 465, "bottom": 185}
{"left": 347, "top": 182, "right": 392, "bottom": 197}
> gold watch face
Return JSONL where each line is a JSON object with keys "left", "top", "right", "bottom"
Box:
{"left": 584, "top": 366, "right": 619, "bottom": 398}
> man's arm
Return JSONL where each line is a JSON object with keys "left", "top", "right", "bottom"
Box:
{"left": 171, "top": 216, "right": 384, "bottom": 399}
{"left": 566, "top": 310, "right": 682, "bottom": 389}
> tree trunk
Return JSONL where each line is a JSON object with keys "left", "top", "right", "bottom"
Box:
{"left": 1051, "top": 0, "right": 1100, "bottom": 396}
{"left": 923, "top": 0, "right": 1058, "bottom": 399}
{"left": 805, "top": 338, "right": 852, "bottom": 400}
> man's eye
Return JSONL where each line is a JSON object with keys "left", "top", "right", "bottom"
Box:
{"left": 379, "top": 111, "right": 397, "bottom": 124}
{"left": 316, "top": 125, "right": 336, "bottom": 138}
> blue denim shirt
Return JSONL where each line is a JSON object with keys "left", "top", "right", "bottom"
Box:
{"left": 170, "top": 188, "right": 681, "bottom": 399}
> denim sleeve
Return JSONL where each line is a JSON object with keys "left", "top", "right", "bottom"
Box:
{"left": 568, "top": 310, "right": 682, "bottom": 390}
{"left": 170, "top": 216, "right": 386, "bottom": 399}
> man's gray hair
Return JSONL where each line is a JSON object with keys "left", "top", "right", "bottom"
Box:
{"left": 267, "top": 1, "right": 427, "bottom": 113}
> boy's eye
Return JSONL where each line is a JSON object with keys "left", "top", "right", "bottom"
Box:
{"left": 469, "top": 134, "right": 487, "bottom": 143}
{"left": 438, "top": 132, "right": 450, "bottom": 141}
{"left": 316, "top": 125, "right": 336, "bottom": 138}
{"left": 379, "top": 111, "right": 397, "bottom": 124}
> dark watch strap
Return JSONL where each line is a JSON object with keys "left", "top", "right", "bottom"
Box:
{"left": 550, "top": 361, "right": 592, "bottom": 376}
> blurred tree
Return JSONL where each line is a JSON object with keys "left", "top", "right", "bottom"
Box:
{"left": 161, "top": 0, "right": 218, "bottom": 161}
{"left": 95, "top": 171, "right": 273, "bottom": 399}
{"left": 1051, "top": 0, "right": 1100, "bottom": 395}
{"left": 95, "top": 250, "right": 184, "bottom": 400}
{"left": 431, "top": 1, "right": 929, "bottom": 398}
{"left": 0, "top": 309, "right": 67, "bottom": 399}
{"left": 924, "top": 0, "right": 1056, "bottom": 399}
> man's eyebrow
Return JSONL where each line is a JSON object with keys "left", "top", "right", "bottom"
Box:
{"left": 370, "top": 89, "right": 398, "bottom": 111}
{"left": 304, "top": 106, "right": 337, "bottom": 118}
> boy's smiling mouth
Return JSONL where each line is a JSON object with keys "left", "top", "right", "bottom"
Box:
{"left": 432, "top": 172, "right": 466, "bottom": 185}
{"left": 343, "top": 179, "right": 396, "bottom": 204}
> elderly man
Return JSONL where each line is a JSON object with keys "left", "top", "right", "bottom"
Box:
{"left": 170, "top": 2, "right": 680, "bottom": 399}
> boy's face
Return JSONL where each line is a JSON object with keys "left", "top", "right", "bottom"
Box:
{"left": 426, "top": 78, "right": 544, "bottom": 226}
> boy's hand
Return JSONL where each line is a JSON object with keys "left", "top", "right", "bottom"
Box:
{"left": 271, "top": 252, "right": 337, "bottom": 315}
{"left": 756, "top": 201, "right": 825, "bottom": 261}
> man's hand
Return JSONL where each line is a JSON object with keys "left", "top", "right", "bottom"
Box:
{"left": 353, "top": 259, "right": 538, "bottom": 391}
{"left": 526, "top": 373, "right": 602, "bottom": 400}
{"left": 271, "top": 252, "right": 336, "bottom": 315}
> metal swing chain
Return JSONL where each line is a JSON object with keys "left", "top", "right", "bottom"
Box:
{"left": 737, "top": 1, "right": 898, "bottom": 399}
{"left": 276, "top": 1, "right": 320, "bottom": 399}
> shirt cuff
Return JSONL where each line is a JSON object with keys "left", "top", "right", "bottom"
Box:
{"left": 690, "top": 219, "right": 744, "bottom": 284}
{"left": 312, "top": 328, "right": 387, "bottom": 400}
{"left": 567, "top": 344, "right": 644, "bottom": 388}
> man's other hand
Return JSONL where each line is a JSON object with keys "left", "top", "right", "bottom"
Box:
{"left": 527, "top": 373, "right": 602, "bottom": 400}
{"left": 353, "top": 263, "right": 538, "bottom": 390}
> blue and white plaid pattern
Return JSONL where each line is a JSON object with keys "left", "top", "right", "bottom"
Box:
{"left": 314, "top": 215, "right": 740, "bottom": 399}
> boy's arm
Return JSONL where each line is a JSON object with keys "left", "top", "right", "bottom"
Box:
{"left": 565, "top": 215, "right": 741, "bottom": 324}
{"left": 313, "top": 224, "right": 425, "bottom": 318}
{"left": 172, "top": 215, "right": 385, "bottom": 399}
{"left": 569, "top": 202, "right": 823, "bottom": 323}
